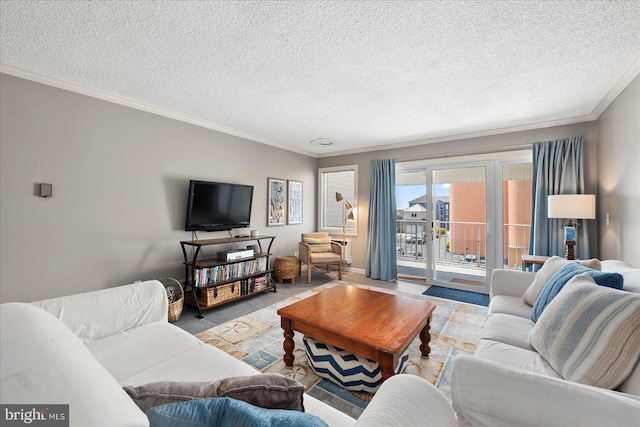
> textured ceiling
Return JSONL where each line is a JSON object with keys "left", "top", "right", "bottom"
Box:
{"left": 1, "top": 1, "right": 639, "bottom": 157}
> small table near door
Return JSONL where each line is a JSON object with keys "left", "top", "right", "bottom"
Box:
{"left": 522, "top": 255, "right": 550, "bottom": 271}
{"left": 277, "top": 284, "right": 436, "bottom": 382}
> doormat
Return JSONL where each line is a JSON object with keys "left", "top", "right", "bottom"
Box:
{"left": 422, "top": 285, "right": 489, "bottom": 307}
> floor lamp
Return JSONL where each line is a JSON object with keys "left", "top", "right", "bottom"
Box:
{"left": 335, "top": 192, "right": 354, "bottom": 264}
{"left": 547, "top": 194, "right": 596, "bottom": 260}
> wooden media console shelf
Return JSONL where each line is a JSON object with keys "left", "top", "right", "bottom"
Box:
{"left": 180, "top": 236, "right": 277, "bottom": 318}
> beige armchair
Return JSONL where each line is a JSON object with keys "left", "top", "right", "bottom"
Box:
{"left": 299, "top": 232, "right": 343, "bottom": 283}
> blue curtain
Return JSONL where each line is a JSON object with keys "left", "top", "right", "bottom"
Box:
{"left": 530, "top": 136, "right": 591, "bottom": 259}
{"left": 366, "top": 159, "right": 398, "bottom": 280}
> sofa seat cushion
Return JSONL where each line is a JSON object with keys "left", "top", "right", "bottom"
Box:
{"left": 481, "top": 314, "right": 535, "bottom": 351}
{"left": 530, "top": 273, "right": 640, "bottom": 389}
{"left": 474, "top": 339, "right": 562, "bottom": 379}
{"left": 488, "top": 295, "right": 532, "bottom": 318}
{"left": 309, "top": 252, "right": 341, "bottom": 263}
{"left": 120, "top": 343, "right": 260, "bottom": 386}
{"left": 87, "top": 321, "right": 203, "bottom": 382}
{"left": 120, "top": 344, "right": 357, "bottom": 426}
{"left": 0, "top": 303, "right": 148, "bottom": 427}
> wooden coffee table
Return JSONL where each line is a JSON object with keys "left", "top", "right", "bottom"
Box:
{"left": 277, "top": 284, "right": 436, "bottom": 382}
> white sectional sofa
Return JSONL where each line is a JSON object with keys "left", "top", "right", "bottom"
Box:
{"left": 0, "top": 280, "right": 455, "bottom": 427}
{"left": 451, "top": 260, "right": 640, "bottom": 427}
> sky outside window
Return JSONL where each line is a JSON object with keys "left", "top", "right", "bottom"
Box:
{"left": 396, "top": 184, "right": 450, "bottom": 209}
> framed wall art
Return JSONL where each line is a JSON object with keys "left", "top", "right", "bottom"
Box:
{"left": 267, "top": 178, "right": 286, "bottom": 226}
{"left": 287, "top": 180, "right": 303, "bottom": 224}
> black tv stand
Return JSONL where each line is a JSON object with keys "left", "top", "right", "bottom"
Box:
{"left": 180, "top": 236, "right": 276, "bottom": 318}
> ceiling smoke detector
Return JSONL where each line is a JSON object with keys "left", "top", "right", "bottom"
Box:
{"left": 310, "top": 138, "right": 334, "bottom": 147}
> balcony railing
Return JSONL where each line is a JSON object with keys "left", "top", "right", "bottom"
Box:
{"left": 397, "top": 219, "right": 531, "bottom": 270}
{"left": 503, "top": 222, "right": 531, "bottom": 270}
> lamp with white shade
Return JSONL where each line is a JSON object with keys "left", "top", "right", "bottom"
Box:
{"left": 547, "top": 194, "right": 596, "bottom": 260}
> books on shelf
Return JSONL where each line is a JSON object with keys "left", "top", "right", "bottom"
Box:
{"left": 238, "top": 273, "right": 272, "bottom": 295}
{"left": 253, "top": 274, "right": 269, "bottom": 292}
{"left": 192, "top": 256, "right": 269, "bottom": 287}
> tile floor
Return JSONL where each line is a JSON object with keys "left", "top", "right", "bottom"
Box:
{"left": 173, "top": 268, "right": 429, "bottom": 335}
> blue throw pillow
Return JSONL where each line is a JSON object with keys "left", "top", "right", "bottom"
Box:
{"left": 530, "top": 262, "right": 624, "bottom": 322}
{"left": 146, "top": 397, "right": 329, "bottom": 427}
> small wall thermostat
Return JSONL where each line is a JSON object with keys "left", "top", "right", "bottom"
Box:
{"left": 40, "top": 183, "right": 53, "bottom": 198}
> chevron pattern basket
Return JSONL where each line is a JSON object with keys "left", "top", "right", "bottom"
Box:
{"left": 303, "top": 335, "right": 409, "bottom": 393}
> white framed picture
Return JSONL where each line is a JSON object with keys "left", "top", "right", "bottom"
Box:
{"left": 287, "top": 180, "right": 303, "bottom": 224}
{"left": 268, "top": 177, "right": 286, "bottom": 226}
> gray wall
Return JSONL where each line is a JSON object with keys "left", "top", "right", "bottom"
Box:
{"left": 318, "top": 122, "right": 599, "bottom": 270}
{"left": 3, "top": 71, "right": 637, "bottom": 304}
{"left": 596, "top": 74, "right": 640, "bottom": 266}
{"left": 0, "top": 74, "right": 317, "bottom": 303}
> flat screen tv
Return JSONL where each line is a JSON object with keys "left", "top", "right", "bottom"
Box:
{"left": 185, "top": 180, "right": 254, "bottom": 232}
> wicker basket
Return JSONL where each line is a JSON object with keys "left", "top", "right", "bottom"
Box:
{"left": 274, "top": 256, "right": 301, "bottom": 283}
{"left": 159, "top": 277, "right": 184, "bottom": 323}
{"left": 198, "top": 282, "right": 241, "bottom": 307}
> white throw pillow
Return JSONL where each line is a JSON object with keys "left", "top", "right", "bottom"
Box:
{"left": 529, "top": 273, "right": 640, "bottom": 389}
{"left": 522, "top": 256, "right": 601, "bottom": 306}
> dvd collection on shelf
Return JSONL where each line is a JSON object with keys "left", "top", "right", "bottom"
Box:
{"left": 192, "top": 256, "right": 269, "bottom": 287}
{"left": 241, "top": 274, "right": 271, "bottom": 294}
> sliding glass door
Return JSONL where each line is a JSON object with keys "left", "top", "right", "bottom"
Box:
{"left": 395, "top": 165, "right": 488, "bottom": 289}
{"left": 428, "top": 166, "right": 487, "bottom": 289}
{"left": 396, "top": 152, "right": 532, "bottom": 293}
{"left": 396, "top": 169, "right": 430, "bottom": 278}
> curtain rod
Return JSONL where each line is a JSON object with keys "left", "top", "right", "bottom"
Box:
{"left": 394, "top": 143, "right": 532, "bottom": 163}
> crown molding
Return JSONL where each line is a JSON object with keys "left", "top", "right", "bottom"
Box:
{"left": 318, "top": 57, "right": 640, "bottom": 159}
{"left": 4, "top": 57, "right": 638, "bottom": 161}
{"left": 0, "top": 63, "right": 316, "bottom": 158}
{"left": 315, "top": 115, "right": 594, "bottom": 158}
{"left": 589, "top": 56, "right": 640, "bottom": 119}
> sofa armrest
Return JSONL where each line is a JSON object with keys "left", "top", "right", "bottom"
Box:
{"left": 1, "top": 303, "right": 148, "bottom": 426}
{"left": 452, "top": 354, "right": 640, "bottom": 427}
{"left": 490, "top": 269, "right": 535, "bottom": 299}
{"left": 355, "top": 374, "right": 456, "bottom": 427}
{"left": 31, "top": 280, "right": 168, "bottom": 343}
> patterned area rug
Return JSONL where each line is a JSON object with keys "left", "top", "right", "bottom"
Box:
{"left": 195, "top": 280, "right": 488, "bottom": 419}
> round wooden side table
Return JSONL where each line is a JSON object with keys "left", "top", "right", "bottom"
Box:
{"left": 274, "top": 256, "right": 300, "bottom": 283}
